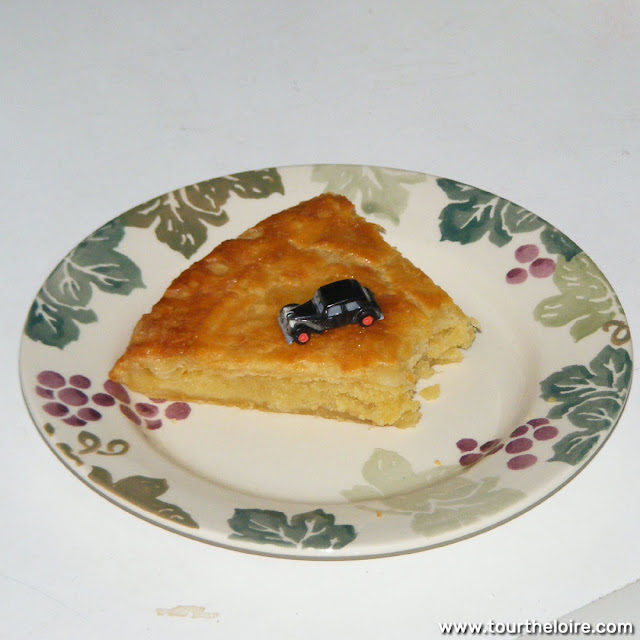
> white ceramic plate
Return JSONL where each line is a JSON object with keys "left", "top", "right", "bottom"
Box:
{"left": 20, "top": 165, "right": 633, "bottom": 558}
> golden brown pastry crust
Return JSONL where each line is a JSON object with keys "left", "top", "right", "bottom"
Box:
{"left": 110, "top": 194, "right": 475, "bottom": 426}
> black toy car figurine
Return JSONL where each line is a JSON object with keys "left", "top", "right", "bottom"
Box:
{"left": 278, "top": 279, "right": 384, "bottom": 344}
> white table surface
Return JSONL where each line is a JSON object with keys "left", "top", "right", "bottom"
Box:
{"left": 2, "top": 1, "right": 639, "bottom": 638}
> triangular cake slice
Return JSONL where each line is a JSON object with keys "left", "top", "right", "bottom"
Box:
{"left": 110, "top": 194, "right": 476, "bottom": 427}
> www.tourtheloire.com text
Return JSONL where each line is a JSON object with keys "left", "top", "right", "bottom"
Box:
{"left": 439, "top": 619, "right": 635, "bottom": 636}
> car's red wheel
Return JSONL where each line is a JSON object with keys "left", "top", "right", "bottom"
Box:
{"left": 359, "top": 311, "right": 375, "bottom": 327}
{"left": 295, "top": 330, "right": 310, "bottom": 344}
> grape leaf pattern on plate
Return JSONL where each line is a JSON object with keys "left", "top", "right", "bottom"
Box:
{"left": 89, "top": 466, "right": 199, "bottom": 529}
{"left": 534, "top": 254, "right": 621, "bottom": 342}
{"left": 43, "top": 411, "right": 198, "bottom": 528}
{"left": 311, "top": 165, "right": 426, "bottom": 223}
{"left": 541, "top": 345, "right": 632, "bottom": 465}
{"left": 25, "top": 220, "right": 144, "bottom": 349}
{"left": 437, "top": 178, "right": 581, "bottom": 260}
{"left": 120, "top": 168, "right": 284, "bottom": 258}
{"left": 21, "top": 166, "right": 633, "bottom": 557}
{"left": 342, "top": 450, "right": 524, "bottom": 537}
{"left": 228, "top": 508, "right": 356, "bottom": 550}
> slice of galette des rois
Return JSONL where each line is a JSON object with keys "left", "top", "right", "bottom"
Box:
{"left": 110, "top": 194, "right": 476, "bottom": 427}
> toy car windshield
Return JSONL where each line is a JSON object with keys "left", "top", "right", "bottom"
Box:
{"left": 278, "top": 279, "right": 384, "bottom": 344}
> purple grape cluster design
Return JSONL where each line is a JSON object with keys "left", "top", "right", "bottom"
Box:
{"left": 36, "top": 370, "right": 190, "bottom": 430}
{"left": 456, "top": 418, "right": 560, "bottom": 471}
{"left": 506, "top": 244, "right": 556, "bottom": 285}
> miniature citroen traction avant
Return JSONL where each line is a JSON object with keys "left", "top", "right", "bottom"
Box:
{"left": 278, "top": 279, "right": 384, "bottom": 344}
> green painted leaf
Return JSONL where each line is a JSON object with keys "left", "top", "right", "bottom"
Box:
{"left": 351, "top": 449, "right": 462, "bottom": 512}
{"left": 539, "top": 226, "right": 581, "bottom": 261}
{"left": 26, "top": 288, "right": 97, "bottom": 348}
{"left": 215, "top": 168, "right": 285, "bottom": 203}
{"left": 437, "top": 178, "right": 543, "bottom": 247}
{"left": 566, "top": 397, "right": 623, "bottom": 432}
{"left": 540, "top": 364, "right": 600, "bottom": 415}
{"left": 69, "top": 221, "right": 144, "bottom": 295}
{"left": 25, "top": 220, "right": 144, "bottom": 349}
{"left": 540, "top": 345, "right": 631, "bottom": 422}
{"left": 541, "top": 345, "right": 632, "bottom": 465}
{"left": 361, "top": 448, "right": 440, "bottom": 495}
{"left": 289, "top": 510, "right": 356, "bottom": 550}
{"left": 589, "top": 344, "right": 633, "bottom": 392}
{"left": 342, "top": 450, "right": 524, "bottom": 537}
{"left": 340, "top": 485, "right": 382, "bottom": 503}
{"left": 550, "top": 431, "right": 600, "bottom": 466}
{"left": 89, "top": 466, "right": 198, "bottom": 529}
{"left": 436, "top": 179, "right": 584, "bottom": 262}
{"left": 228, "top": 509, "right": 294, "bottom": 547}
{"left": 436, "top": 178, "right": 480, "bottom": 202}
{"left": 503, "top": 207, "right": 545, "bottom": 235}
{"left": 120, "top": 168, "right": 284, "bottom": 258}
{"left": 311, "top": 165, "right": 425, "bottom": 224}
{"left": 228, "top": 508, "right": 356, "bottom": 550}
{"left": 534, "top": 254, "right": 618, "bottom": 341}
{"left": 410, "top": 476, "right": 523, "bottom": 537}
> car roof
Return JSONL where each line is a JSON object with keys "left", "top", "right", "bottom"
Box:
{"left": 316, "top": 279, "right": 366, "bottom": 305}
